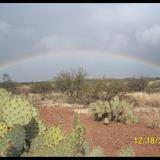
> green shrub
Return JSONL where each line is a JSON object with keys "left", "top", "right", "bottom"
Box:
{"left": 54, "top": 68, "right": 87, "bottom": 99}
{"left": 89, "top": 97, "right": 138, "bottom": 124}
{"left": 128, "top": 77, "right": 148, "bottom": 92}
{"left": 30, "top": 82, "right": 53, "bottom": 94}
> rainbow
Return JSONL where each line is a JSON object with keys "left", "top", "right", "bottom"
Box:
{"left": 0, "top": 48, "right": 160, "bottom": 70}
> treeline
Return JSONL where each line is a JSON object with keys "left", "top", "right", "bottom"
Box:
{"left": 0, "top": 70, "right": 160, "bottom": 103}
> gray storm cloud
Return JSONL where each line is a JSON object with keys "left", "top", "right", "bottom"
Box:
{"left": 0, "top": 3, "right": 160, "bottom": 81}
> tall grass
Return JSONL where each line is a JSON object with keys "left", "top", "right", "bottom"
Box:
{"left": 126, "top": 92, "right": 160, "bottom": 108}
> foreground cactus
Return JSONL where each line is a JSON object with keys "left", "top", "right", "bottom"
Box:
{"left": 41, "top": 126, "right": 64, "bottom": 147}
{"left": 0, "top": 88, "right": 11, "bottom": 121}
{"left": 24, "top": 118, "right": 39, "bottom": 141}
{"left": 1, "top": 95, "right": 33, "bottom": 126}
{"left": 0, "top": 125, "right": 26, "bottom": 157}
{"left": 0, "top": 88, "right": 11, "bottom": 107}
{"left": 0, "top": 121, "right": 9, "bottom": 138}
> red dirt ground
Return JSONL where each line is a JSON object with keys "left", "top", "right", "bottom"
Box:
{"left": 39, "top": 106, "right": 160, "bottom": 157}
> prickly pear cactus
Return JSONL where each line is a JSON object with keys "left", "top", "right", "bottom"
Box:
{"left": 5, "top": 125, "right": 26, "bottom": 153}
{"left": 50, "top": 127, "right": 85, "bottom": 157}
{"left": 42, "top": 126, "right": 64, "bottom": 147}
{"left": 24, "top": 118, "right": 39, "bottom": 141}
{"left": 0, "top": 88, "right": 11, "bottom": 120}
{"left": 89, "top": 100, "right": 110, "bottom": 120}
{"left": 0, "top": 124, "right": 26, "bottom": 157}
{"left": 29, "top": 125, "right": 64, "bottom": 152}
{"left": 1, "top": 95, "right": 33, "bottom": 126}
{"left": 64, "top": 125, "right": 86, "bottom": 156}
{"left": 0, "top": 121, "right": 9, "bottom": 138}
{"left": 89, "top": 98, "right": 138, "bottom": 125}
{"left": 0, "top": 88, "right": 11, "bottom": 106}
{"left": 31, "top": 106, "right": 38, "bottom": 117}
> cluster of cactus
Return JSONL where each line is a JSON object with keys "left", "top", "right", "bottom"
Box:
{"left": 89, "top": 96, "right": 138, "bottom": 124}
{"left": 0, "top": 88, "right": 104, "bottom": 157}
{"left": 0, "top": 88, "right": 46, "bottom": 157}
{"left": 117, "top": 146, "right": 135, "bottom": 157}
{"left": 24, "top": 114, "right": 104, "bottom": 157}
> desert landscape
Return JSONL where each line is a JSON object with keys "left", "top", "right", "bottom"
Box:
{"left": 0, "top": 3, "right": 160, "bottom": 157}
{"left": 0, "top": 71, "right": 160, "bottom": 157}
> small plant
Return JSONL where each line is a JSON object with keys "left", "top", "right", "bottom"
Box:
{"left": 117, "top": 146, "right": 135, "bottom": 157}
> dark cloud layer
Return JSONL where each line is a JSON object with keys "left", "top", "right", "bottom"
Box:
{"left": 0, "top": 3, "right": 160, "bottom": 81}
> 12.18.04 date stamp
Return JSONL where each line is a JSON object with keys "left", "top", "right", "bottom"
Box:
{"left": 135, "top": 136, "right": 160, "bottom": 145}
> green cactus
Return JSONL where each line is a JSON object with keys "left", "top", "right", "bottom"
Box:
{"left": 6, "top": 125, "right": 26, "bottom": 154}
{"left": 0, "top": 88, "right": 11, "bottom": 107}
{"left": 89, "top": 100, "right": 111, "bottom": 120}
{"left": 0, "top": 88, "right": 11, "bottom": 121}
{"left": 29, "top": 125, "right": 64, "bottom": 152}
{"left": 1, "top": 95, "right": 33, "bottom": 126}
{"left": 117, "top": 146, "right": 135, "bottom": 157}
{"left": 31, "top": 106, "right": 38, "bottom": 117}
{"left": 0, "top": 121, "right": 9, "bottom": 138}
{"left": 0, "top": 124, "right": 26, "bottom": 157}
{"left": 64, "top": 125, "right": 86, "bottom": 156}
{"left": 24, "top": 118, "right": 39, "bottom": 141}
{"left": 89, "top": 98, "right": 138, "bottom": 124}
{"left": 42, "top": 126, "right": 64, "bottom": 147}
{"left": 29, "top": 122, "right": 86, "bottom": 157}
{"left": 50, "top": 126, "right": 85, "bottom": 157}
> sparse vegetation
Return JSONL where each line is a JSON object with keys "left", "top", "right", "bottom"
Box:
{"left": 128, "top": 77, "right": 148, "bottom": 92}
{"left": 30, "top": 82, "right": 53, "bottom": 94}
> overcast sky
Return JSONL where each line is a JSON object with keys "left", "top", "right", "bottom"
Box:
{"left": 0, "top": 3, "right": 160, "bottom": 82}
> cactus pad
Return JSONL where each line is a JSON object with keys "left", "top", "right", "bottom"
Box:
{"left": 41, "top": 126, "right": 64, "bottom": 147}
{"left": 1, "top": 95, "right": 33, "bottom": 126}
{"left": 0, "top": 121, "right": 9, "bottom": 138}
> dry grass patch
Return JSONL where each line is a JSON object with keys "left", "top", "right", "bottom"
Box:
{"left": 125, "top": 92, "right": 160, "bottom": 108}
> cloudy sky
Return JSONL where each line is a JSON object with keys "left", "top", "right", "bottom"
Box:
{"left": 0, "top": 3, "right": 160, "bottom": 82}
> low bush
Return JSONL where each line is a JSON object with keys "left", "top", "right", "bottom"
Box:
{"left": 30, "top": 82, "right": 53, "bottom": 94}
{"left": 89, "top": 97, "right": 138, "bottom": 125}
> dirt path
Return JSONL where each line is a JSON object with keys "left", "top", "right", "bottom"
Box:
{"left": 39, "top": 106, "right": 160, "bottom": 157}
